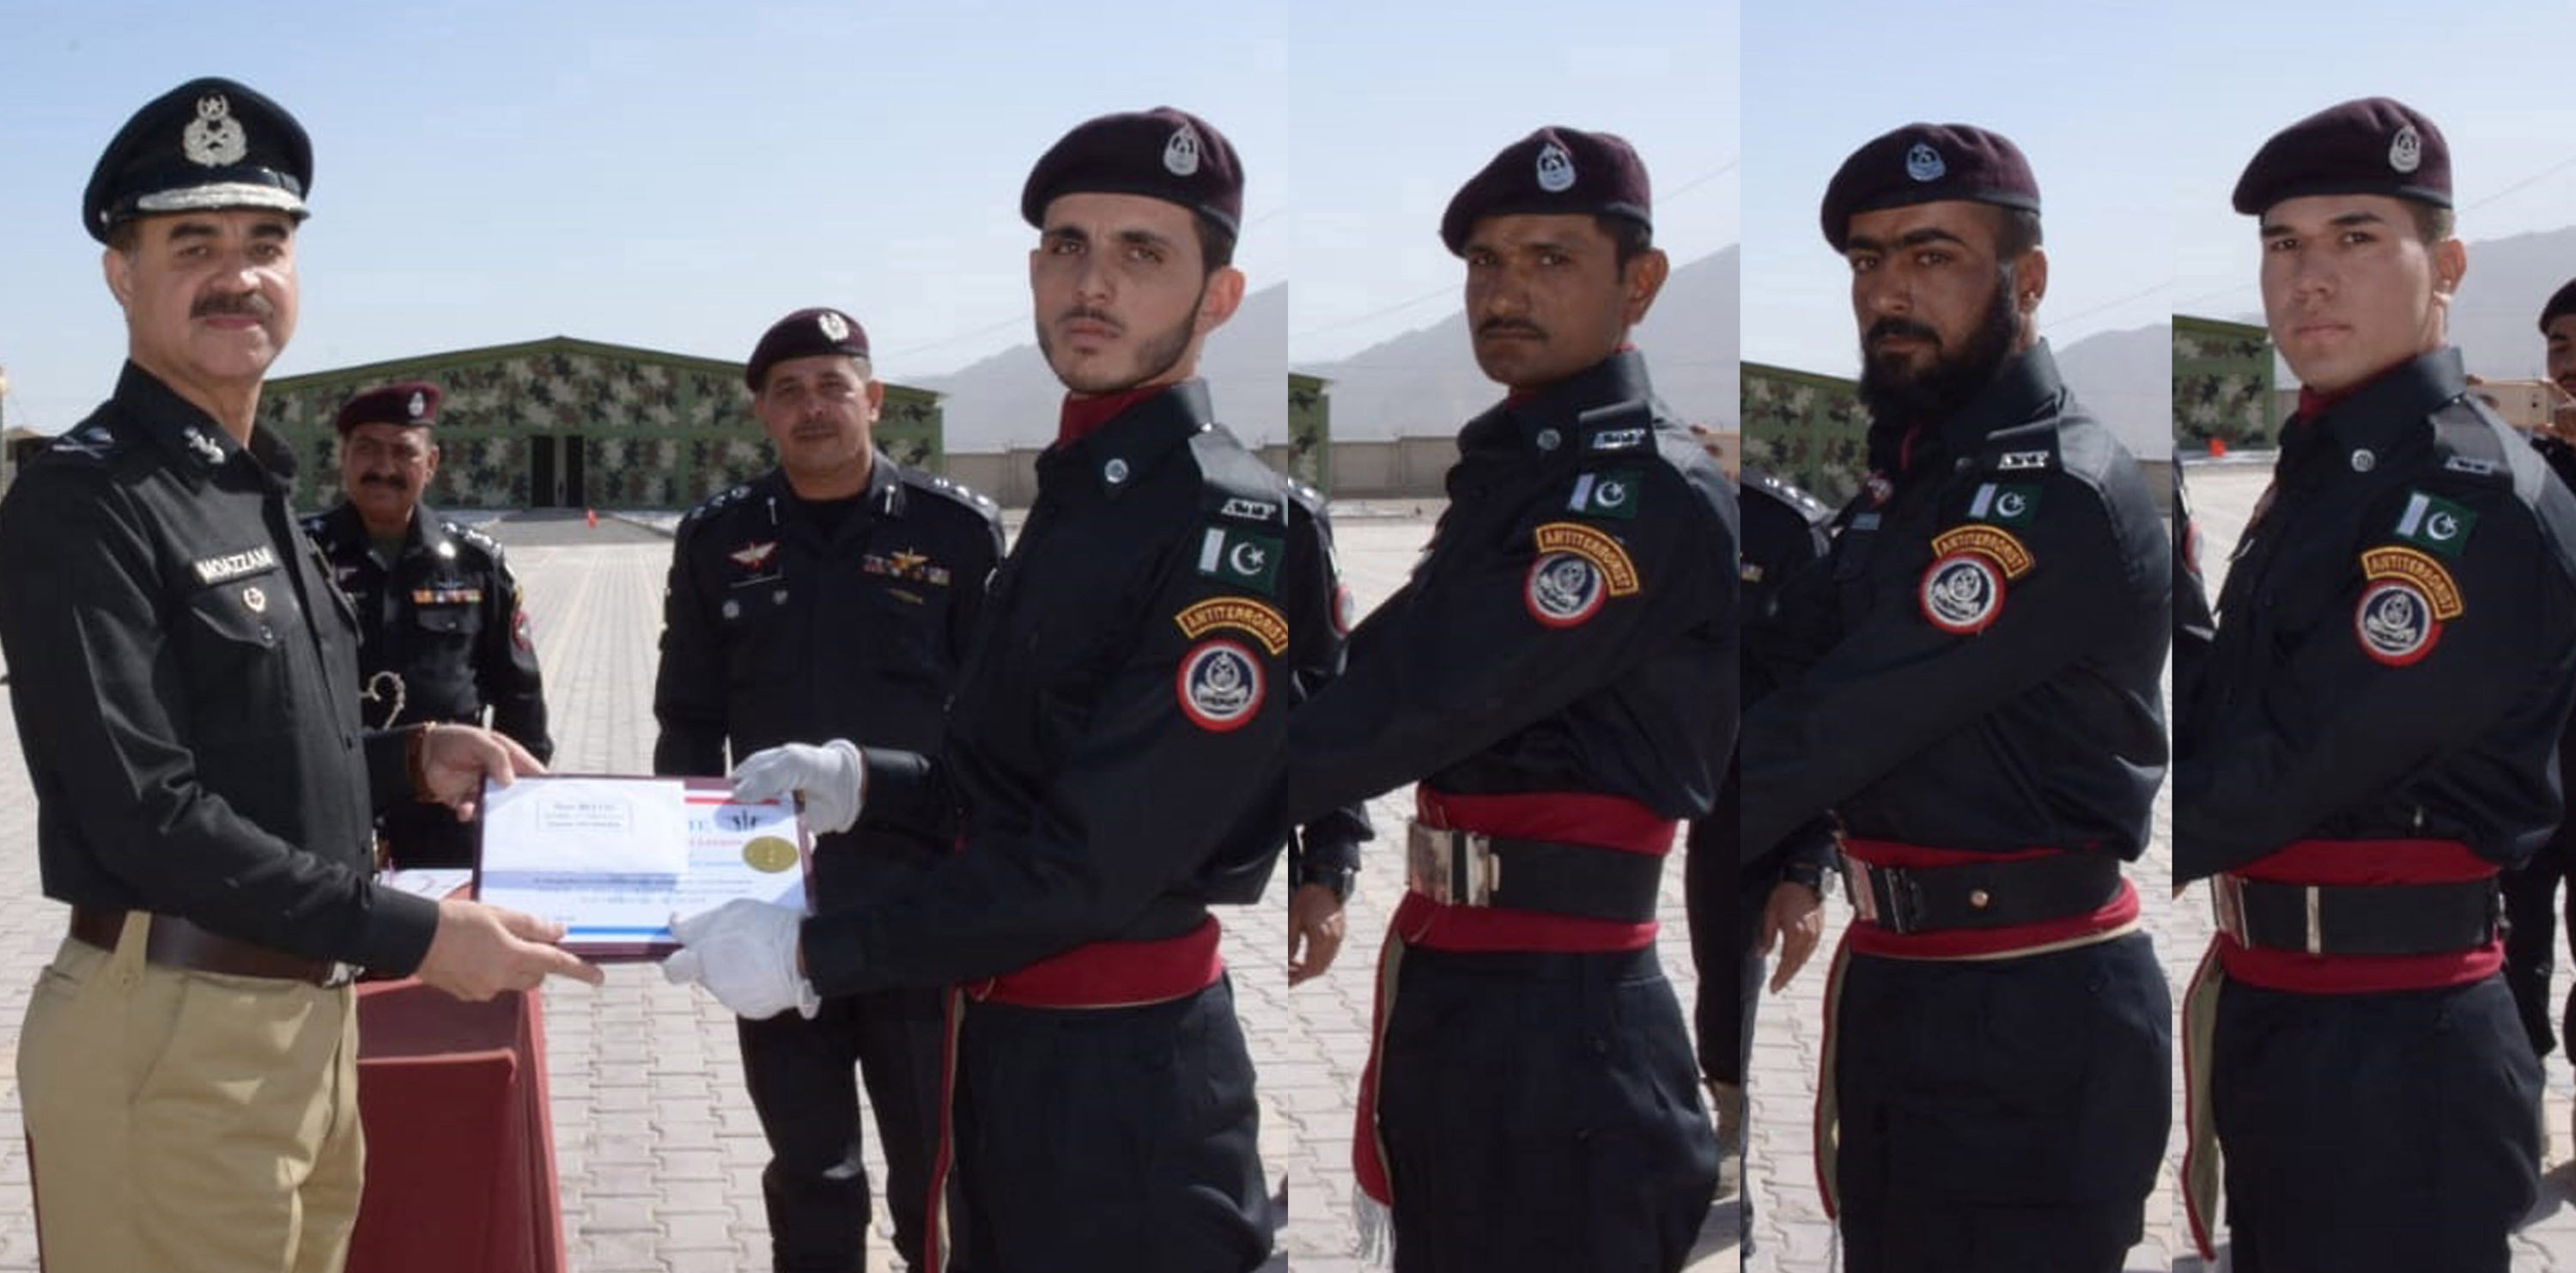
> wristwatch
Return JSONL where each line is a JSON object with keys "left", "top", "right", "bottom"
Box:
{"left": 1297, "top": 862, "right": 1359, "bottom": 903}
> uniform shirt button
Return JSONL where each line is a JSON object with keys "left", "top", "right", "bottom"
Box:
{"left": 1968, "top": 888, "right": 1992, "bottom": 910}
{"left": 2350, "top": 449, "right": 2376, "bottom": 472}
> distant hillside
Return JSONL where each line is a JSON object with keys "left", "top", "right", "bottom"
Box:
{"left": 2055, "top": 323, "right": 2172, "bottom": 460}
{"left": 1293, "top": 247, "right": 1740, "bottom": 438}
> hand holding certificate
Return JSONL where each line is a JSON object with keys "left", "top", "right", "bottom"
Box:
{"left": 474, "top": 774, "right": 812, "bottom": 959}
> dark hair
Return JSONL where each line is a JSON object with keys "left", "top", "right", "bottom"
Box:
{"left": 105, "top": 220, "right": 140, "bottom": 254}
{"left": 1597, "top": 215, "right": 1653, "bottom": 271}
{"left": 2406, "top": 201, "right": 2456, "bottom": 244}
{"left": 1991, "top": 205, "right": 2044, "bottom": 260}
{"left": 1193, "top": 210, "right": 1237, "bottom": 272}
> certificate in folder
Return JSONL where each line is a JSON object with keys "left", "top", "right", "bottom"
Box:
{"left": 472, "top": 774, "right": 811, "bottom": 960}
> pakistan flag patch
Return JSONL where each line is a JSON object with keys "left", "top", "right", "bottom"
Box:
{"left": 1196, "top": 526, "right": 1284, "bottom": 594}
{"left": 1966, "top": 482, "right": 2041, "bottom": 528}
{"left": 1566, "top": 469, "right": 1643, "bottom": 520}
{"left": 2392, "top": 490, "right": 2476, "bottom": 558}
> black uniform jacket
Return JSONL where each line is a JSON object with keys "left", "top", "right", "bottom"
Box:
{"left": 303, "top": 501, "right": 551, "bottom": 757}
{"left": 653, "top": 455, "right": 1003, "bottom": 879}
{"left": 1721, "top": 469, "right": 1837, "bottom": 884}
{"left": 2176, "top": 348, "right": 2576, "bottom": 878}
{"left": 1279, "top": 350, "right": 1738, "bottom": 827}
{"left": 801, "top": 381, "right": 1351, "bottom": 996}
{"left": 1741, "top": 342, "right": 2171, "bottom": 862}
{"left": 0, "top": 364, "right": 439, "bottom": 973}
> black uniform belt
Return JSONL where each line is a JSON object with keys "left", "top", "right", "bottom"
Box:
{"left": 1404, "top": 820, "right": 1662, "bottom": 923}
{"left": 1839, "top": 852, "right": 2123, "bottom": 936}
{"left": 2212, "top": 874, "right": 2502, "bottom": 957}
{"left": 69, "top": 906, "right": 348, "bottom": 987}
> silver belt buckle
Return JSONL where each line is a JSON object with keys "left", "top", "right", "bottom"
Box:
{"left": 1406, "top": 820, "right": 1499, "bottom": 906}
{"left": 2211, "top": 874, "right": 2249, "bottom": 945}
{"left": 324, "top": 962, "right": 356, "bottom": 988}
{"left": 1841, "top": 854, "right": 1880, "bottom": 926}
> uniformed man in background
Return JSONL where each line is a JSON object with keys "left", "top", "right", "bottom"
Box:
{"left": 0, "top": 75, "right": 599, "bottom": 1273}
{"left": 305, "top": 380, "right": 552, "bottom": 868}
{"left": 653, "top": 307, "right": 1003, "bottom": 1273}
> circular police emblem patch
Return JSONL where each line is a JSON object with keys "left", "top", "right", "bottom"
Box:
{"left": 1535, "top": 141, "right": 1577, "bottom": 192}
{"left": 1177, "top": 639, "right": 1264, "bottom": 732}
{"left": 1905, "top": 142, "right": 1947, "bottom": 183}
{"left": 2390, "top": 123, "right": 2422, "bottom": 174}
{"left": 2354, "top": 579, "right": 2439, "bottom": 666}
{"left": 1525, "top": 552, "right": 1607, "bottom": 629}
{"left": 1918, "top": 552, "right": 2004, "bottom": 635}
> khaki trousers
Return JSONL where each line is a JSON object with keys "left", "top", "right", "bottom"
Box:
{"left": 20, "top": 912, "right": 363, "bottom": 1273}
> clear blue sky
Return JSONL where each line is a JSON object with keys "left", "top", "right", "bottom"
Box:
{"left": 0, "top": 0, "right": 1736, "bottom": 433}
{"left": 1741, "top": 0, "right": 2174, "bottom": 378}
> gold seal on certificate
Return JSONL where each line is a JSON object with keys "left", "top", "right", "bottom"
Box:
{"left": 744, "top": 835, "right": 799, "bottom": 874}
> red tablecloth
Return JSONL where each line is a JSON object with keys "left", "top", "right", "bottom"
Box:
{"left": 344, "top": 981, "right": 566, "bottom": 1273}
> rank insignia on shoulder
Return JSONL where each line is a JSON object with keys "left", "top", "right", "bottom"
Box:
{"left": 1217, "top": 495, "right": 1285, "bottom": 524}
{"left": 1966, "top": 482, "right": 2040, "bottom": 528}
{"left": 1567, "top": 469, "right": 1642, "bottom": 520}
{"left": 1174, "top": 596, "right": 1291, "bottom": 656}
{"left": 1197, "top": 527, "right": 1283, "bottom": 594}
{"left": 1586, "top": 427, "right": 1649, "bottom": 452}
{"left": 1176, "top": 638, "right": 1266, "bottom": 733}
{"left": 1524, "top": 521, "right": 1642, "bottom": 629}
{"left": 2391, "top": 490, "right": 2476, "bottom": 558}
{"left": 2353, "top": 545, "right": 2463, "bottom": 667}
{"left": 1995, "top": 449, "right": 2051, "bottom": 472}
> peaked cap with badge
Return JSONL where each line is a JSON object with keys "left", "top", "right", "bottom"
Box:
{"left": 744, "top": 307, "right": 872, "bottom": 392}
{"left": 1439, "top": 125, "right": 1652, "bottom": 255}
{"left": 83, "top": 76, "right": 313, "bottom": 243}
{"left": 1021, "top": 107, "right": 1242, "bottom": 235}
{"left": 333, "top": 381, "right": 440, "bottom": 435}
{"left": 1819, "top": 122, "right": 2038, "bottom": 252}
{"left": 2232, "top": 96, "right": 2449, "bottom": 216}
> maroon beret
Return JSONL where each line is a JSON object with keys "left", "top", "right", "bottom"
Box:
{"left": 2233, "top": 97, "right": 2450, "bottom": 216}
{"left": 2542, "top": 279, "right": 2576, "bottom": 335}
{"left": 1440, "top": 126, "right": 1650, "bottom": 256}
{"left": 745, "top": 307, "right": 871, "bottom": 392}
{"left": 1021, "top": 107, "right": 1242, "bottom": 236}
{"left": 84, "top": 77, "right": 313, "bottom": 244}
{"left": 1820, "top": 123, "right": 2038, "bottom": 253}
{"left": 334, "top": 381, "right": 440, "bottom": 434}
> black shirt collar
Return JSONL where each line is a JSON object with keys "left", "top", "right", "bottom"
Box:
{"left": 1037, "top": 380, "right": 1215, "bottom": 501}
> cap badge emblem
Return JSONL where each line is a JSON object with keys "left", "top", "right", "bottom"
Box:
{"left": 1163, "top": 123, "right": 1202, "bottom": 177}
{"left": 1535, "top": 141, "right": 1577, "bottom": 193}
{"left": 818, "top": 312, "right": 850, "bottom": 342}
{"left": 2390, "top": 123, "right": 2422, "bottom": 174}
{"left": 1905, "top": 143, "right": 1946, "bottom": 183}
{"left": 183, "top": 94, "right": 247, "bottom": 168}
{"left": 406, "top": 391, "right": 427, "bottom": 419}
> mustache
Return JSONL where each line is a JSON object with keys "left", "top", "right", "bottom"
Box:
{"left": 1866, "top": 318, "right": 1941, "bottom": 346}
{"left": 1056, "top": 307, "right": 1124, "bottom": 335}
{"left": 358, "top": 473, "right": 407, "bottom": 489}
{"left": 1478, "top": 317, "right": 1546, "bottom": 338}
{"left": 191, "top": 293, "right": 274, "bottom": 320}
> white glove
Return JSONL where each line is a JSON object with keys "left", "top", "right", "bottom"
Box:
{"left": 731, "top": 740, "right": 866, "bottom": 835}
{"left": 661, "top": 900, "right": 820, "bottom": 1020}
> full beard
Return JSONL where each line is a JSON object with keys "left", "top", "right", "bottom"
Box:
{"left": 1036, "top": 284, "right": 1205, "bottom": 396}
{"left": 1856, "top": 271, "right": 2020, "bottom": 424}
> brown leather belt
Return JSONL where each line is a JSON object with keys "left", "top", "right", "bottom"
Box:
{"left": 69, "top": 906, "right": 347, "bottom": 987}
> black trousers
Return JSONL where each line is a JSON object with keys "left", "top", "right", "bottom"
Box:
{"left": 2214, "top": 972, "right": 2540, "bottom": 1273}
{"left": 738, "top": 984, "right": 950, "bottom": 1272}
{"left": 1378, "top": 944, "right": 1719, "bottom": 1273}
{"left": 1832, "top": 932, "right": 2169, "bottom": 1273}
{"left": 951, "top": 977, "right": 1270, "bottom": 1273}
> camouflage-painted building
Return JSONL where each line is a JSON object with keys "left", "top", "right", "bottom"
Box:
{"left": 2174, "top": 315, "right": 2275, "bottom": 450}
{"left": 1287, "top": 372, "right": 1331, "bottom": 492}
{"left": 256, "top": 336, "right": 942, "bottom": 511}
{"left": 1741, "top": 361, "right": 1870, "bottom": 507}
